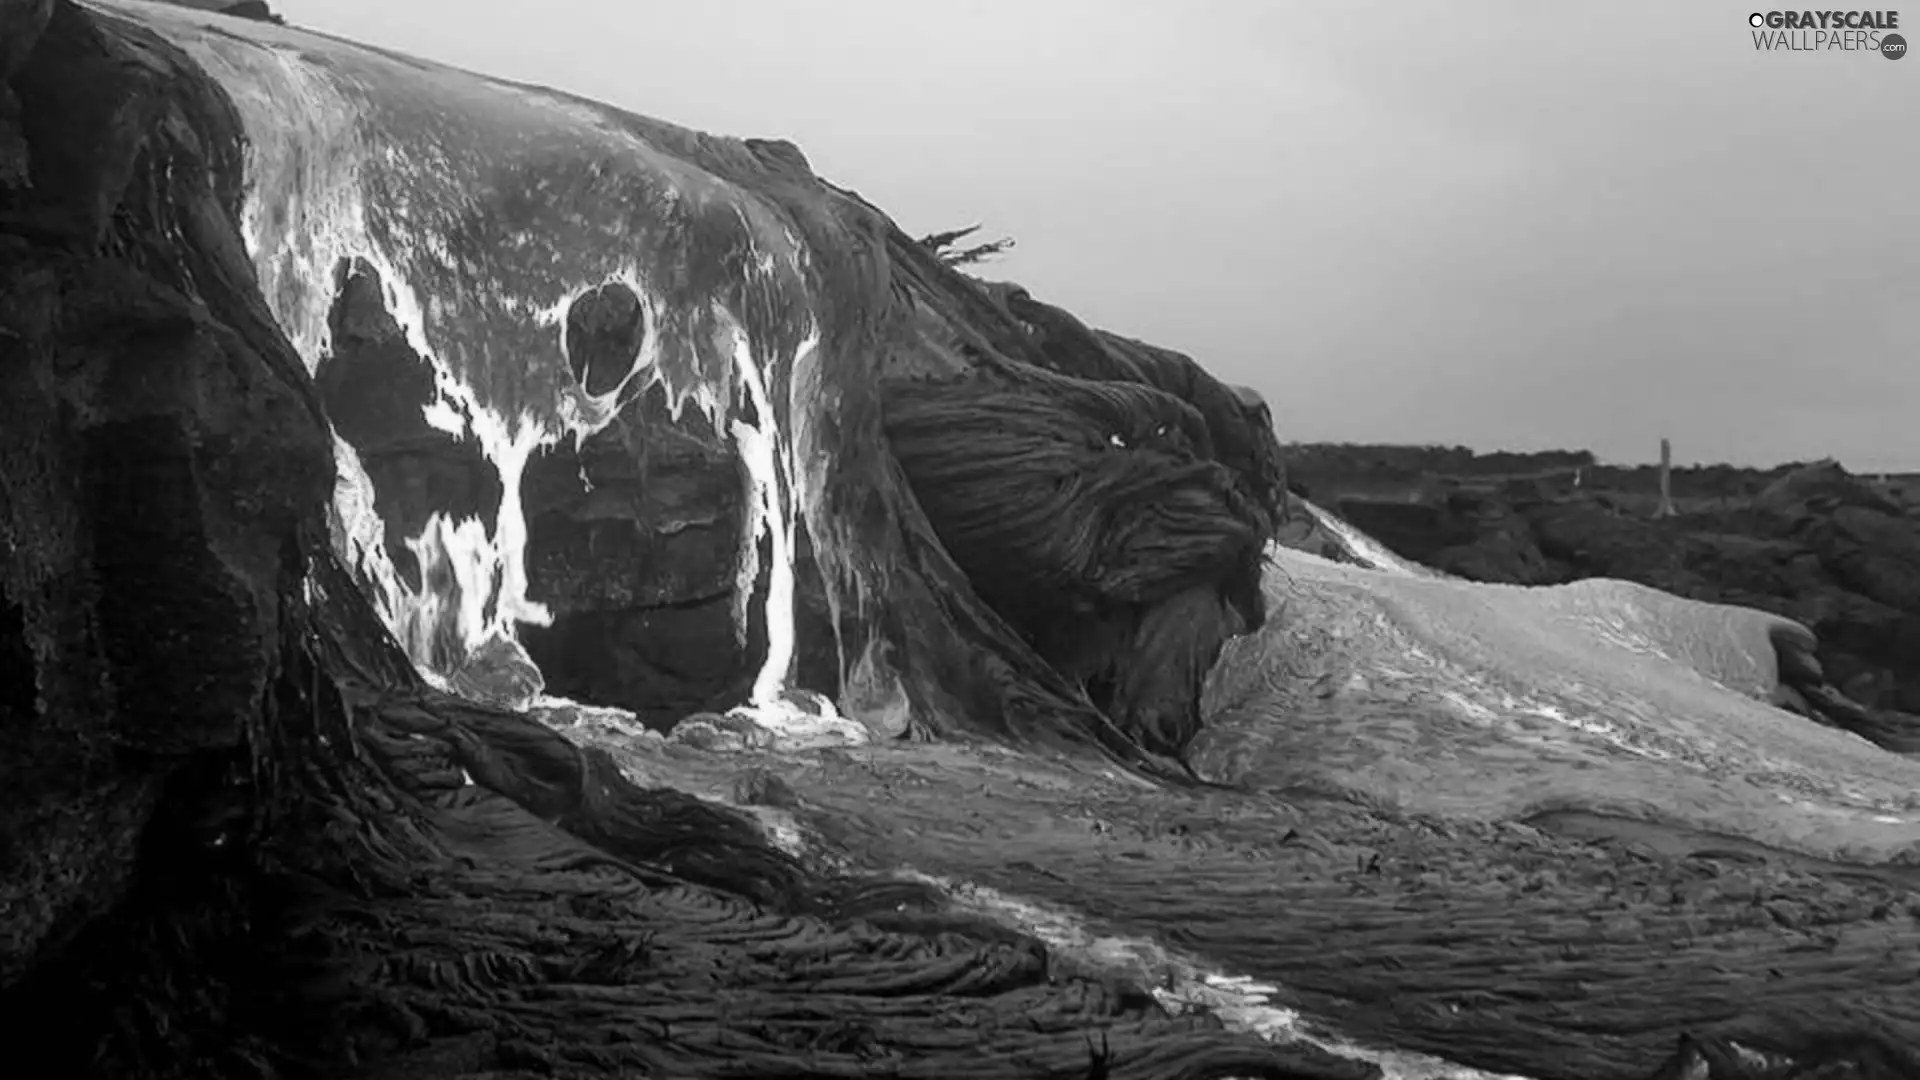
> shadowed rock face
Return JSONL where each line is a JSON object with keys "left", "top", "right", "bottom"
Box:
{"left": 0, "top": 0, "right": 335, "bottom": 986}
{"left": 0, "top": 2, "right": 1290, "bottom": 1064}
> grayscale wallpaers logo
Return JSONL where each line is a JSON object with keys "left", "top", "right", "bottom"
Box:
{"left": 1748, "top": 10, "right": 1906, "bottom": 55}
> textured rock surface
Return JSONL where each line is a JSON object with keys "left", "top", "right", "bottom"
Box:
{"left": 0, "top": 0, "right": 333, "bottom": 987}
{"left": 0, "top": 0, "right": 50, "bottom": 185}
{"left": 2, "top": 3, "right": 1918, "bottom": 1080}
{"left": 98, "top": 0, "right": 1282, "bottom": 760}
{"left": 0, "top": 7, "right": 1331, "bottom": 1078}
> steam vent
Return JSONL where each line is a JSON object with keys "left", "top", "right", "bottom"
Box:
{"left": 1, "top": 2, "right": 1917, "bottom": 1079}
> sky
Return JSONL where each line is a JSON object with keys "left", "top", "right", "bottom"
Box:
{"left": 274, "top": 0, "right": 1919, "bottom": 471}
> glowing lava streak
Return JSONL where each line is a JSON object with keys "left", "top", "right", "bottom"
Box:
{"left": 712, "top": 312, "right": 862, "bottom": 745}
{"left": 418, "top": 389, "right": 556, "bottom": 638}
{"left": 717, "top": 305, "right": 810, "bottom": 706}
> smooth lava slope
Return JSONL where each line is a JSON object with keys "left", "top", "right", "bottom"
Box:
{"left": 1201, "top": 521, "right": 1920, "bottom": 865}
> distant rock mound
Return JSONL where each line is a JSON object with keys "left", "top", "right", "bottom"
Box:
{"left": 1291, "top": 458, "right": 1920, "bottom": 754}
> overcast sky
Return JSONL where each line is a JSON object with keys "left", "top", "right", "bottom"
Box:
{"left": 274, "top": 0, "right": 1918, "bottom": 471}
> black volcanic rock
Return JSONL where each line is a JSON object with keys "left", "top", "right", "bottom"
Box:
{"left": 0, "top": 6, "right": 1339, "bottom": 1078}
{"left": 882, "top": 363, "right": 1273, "bottom": 757}
{"left": 1755, "top": 458, "right": 1907, "bottom": 518}
{"left": 0, "top": 0, "right": 49, "bottom": 185}
{"left": 3, "top": 5, "right": 1918, "bottom": 1080}
{"left": 236, "top": 35, "right": 1282, "bottom": 761}
{"left": 0, "top": 0, "right": 335, "bottom": 993}
{"left": 0, "top": 0, "right": 1283, "bottom": 982}
{"left": 512, "top": 381, "right": 750, "bottom": 726}
{"left": 564, "top": 280, "right": 647, "bottom": 397}
{"left": 219, "top": 0, "right": 282, "bottom": 24}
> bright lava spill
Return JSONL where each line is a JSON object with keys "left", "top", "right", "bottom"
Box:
{"left": 205, "top": 48, "right": 859, "bottom": 741}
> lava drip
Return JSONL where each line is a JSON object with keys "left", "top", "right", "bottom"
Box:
{"left": 313, "top": 258, "right": 548, "bottom": 708}
{"left": 713, "top": 306, "right": 864, "bottom": 745}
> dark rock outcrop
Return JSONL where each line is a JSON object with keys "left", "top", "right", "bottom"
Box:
{"left": 0, "top": 0, "right": 334, "bottom": 990}
{"left": 1284, "top": 443, "right": 1597, "bottom": 491}
{"left": 188, "top": 11, "right": 1282, "bottom": 759}
{"left": 0, "top": 0, "right": 49, "bottom": 185}
{"left": 1283, "top": 442, "right": 1854, "bottom": 505}
{"left": 0, "top": 5, "right": 1335, "bottom": 1077}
